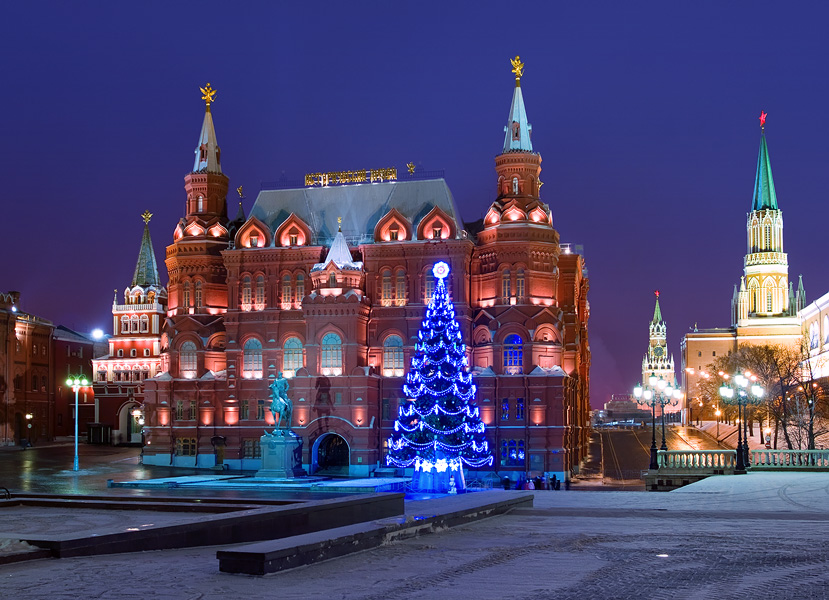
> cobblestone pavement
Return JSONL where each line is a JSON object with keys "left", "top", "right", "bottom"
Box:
{"left": 3, "top": 473, "right": 829, "bottom": 599}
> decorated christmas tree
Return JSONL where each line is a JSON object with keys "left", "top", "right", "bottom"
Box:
{"left": 386, "top": 261, "right": 492, "bottom": 492}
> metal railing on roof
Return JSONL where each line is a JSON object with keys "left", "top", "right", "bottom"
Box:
{"left": 260, "top": 169, "right": 446, "bottom": 191}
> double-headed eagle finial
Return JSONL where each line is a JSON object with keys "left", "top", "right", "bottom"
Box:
{"left": 141, "top": 210, "right": 153, "bottom": 224}
{"left": 200, "top": 83, "right": 217, "bottom": 108}
{"left": 510, "top": 56, "right": 524, "bottom": 84}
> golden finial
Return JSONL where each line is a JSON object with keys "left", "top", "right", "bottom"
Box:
{"left": 406, "top": 162, "right": 416, "bottom": 175}
{"left": 510, "top": 56, "right": 525, "bottom": 84}
{"left": 538, "top": 180, "right": 544, "bottom": 190}
{"left": 236, "top": 185, "right": 245, "bottom": 199}
{"left": 200, "top": 83, "right": 217, "bottom": 108}
{"left": 141, "top": 210, "right": 153, "bottom": 224}
{"left": 337, "top": 216, "right": 342, "bottom": 232}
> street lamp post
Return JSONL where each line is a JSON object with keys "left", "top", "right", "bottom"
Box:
{"left": 66, "top": 375, "right": 89, "bottom": 472}
{"left": 718, "top": 371, "right": 764, "bottom": 474}
{"left": 634, "top": 374, "right": 682, "bottom": 470}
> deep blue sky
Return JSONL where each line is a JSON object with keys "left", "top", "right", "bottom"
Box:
{"left": 2, "top": 2, "right": 828, "bottom": 407}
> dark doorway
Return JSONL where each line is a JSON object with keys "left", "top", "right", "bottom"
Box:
{"left": 314, "top": 433, "right": 349, "bottom": 475}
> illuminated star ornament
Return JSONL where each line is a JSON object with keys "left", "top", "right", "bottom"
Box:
{"left": 654, "top": 290, "right": 660, "bottom": 298}
{"left": 200, "top": 83, "right": 217, "bottom": 108}
{"left": 760, "top": 110, "right": 767, "bottom": 130}
{"left": 432, "top": 261, "right": 450, "bottom": 280}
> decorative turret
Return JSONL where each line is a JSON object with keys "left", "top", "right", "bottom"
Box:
{"left": 310, "top": 217, "right": 364, "bottom": 295}
{"left": 489, "top": 56, "right": 549, "bottom": 226}
{"left": 642, "top": 291, "right": 675, "bottom": 386}
{"left": 132, "top": 210, "right": 161, "bottom": 288}
{"left": 737, "top": 112, "right": 794, "bottom": 322}
{"left": 184, "top": 83, "right": 229, "bottom": 220}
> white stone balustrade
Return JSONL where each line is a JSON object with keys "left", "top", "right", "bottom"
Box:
{"left": 751, "top": 449, "right": 829, "bottom": 469}
{"left": 657, "top": 450, "right": 737, "bottom": 474}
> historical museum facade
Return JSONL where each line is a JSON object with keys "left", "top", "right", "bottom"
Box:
{"left": 142, "top": 64, "right": 591, "bottom": 480}
{"left": 681, "top": 115, "right": 806, "bottom": 422}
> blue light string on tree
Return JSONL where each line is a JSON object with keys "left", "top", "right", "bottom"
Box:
{"left": 386, "top": 261, "right": 493, "bottom": 493}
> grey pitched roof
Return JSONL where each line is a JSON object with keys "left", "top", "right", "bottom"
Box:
{"left": 250, "top": 178, "right": 463, "bottom": 245}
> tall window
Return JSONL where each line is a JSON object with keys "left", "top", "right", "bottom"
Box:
{"left": 175, "top": 400, "right": 184, "bottom": 420}
{"left": 824, "top": 315, "right": 829, "bottom": 346}
{"left": 395, "top": 270, "right": 406, "bottom": 306}
{"left": 501, "top": 439, "right": 525, "bottom": 466}
{"left": 121, "top": 315, "right": 129, "bottom": 333}
{"left": 243, "top": 338, "right": 263, "bottom": 379}
{"left": 195, "top": 281, "right": 203, "bottom": 309}
{"left": 810, "top": 322, "right": 820, "bottom": 350}
{"left": 282, "top": 275, "right": 292, "bottom": 309}
{"left": 424, "top": 271, "right": 435, "bottom": 304}
{"left": 502, "top": 269, "right": 511, "bottom": 303}
{"left": 196, "top": 195, "right": 204, "bottom": 212}
{"left": 516, "top": 269, "right": 525, "bottom": 300}
{"left": 139, "top": 315, "right": 149, "bottom": 333}
{"left": 296, "top": 274, "right": 305, "bottom": 307}
{"left": 240, "top": 401, "right": 250, "bottom": 420}
{"left": 180, "top": 341, "right": 197, "bottom": 378}
{"left": 766, "top": 288, "right": 773, "bottom": 313}
{"left": 188, "top": 402, "right": 197, "bottom": 421}
{"left": 283, "top": 337, "right": 303, "bottom": 376}
{"left": 131, "top": 315, "right": 139, "bottom": 333}
{"left": 764, "top": 223, "right": 772, "bottom": 249}
{"left": 504, "top": 334, "right": 523, "bottom": 374}
{"left": 183, "top": 281, "right": 190, "bottom": 311}
{"left": 255, "top": 275, "right": 265, "bottom": 310}
{"left": 383, "top": 335, "right": 404, "bottom": 376}
{"left": 516, "top": 398, "right": 525, "bottom": 420}
{"left": 382, "top": 270, "right": 393, "bottom": 306}
{"left": 329, "top": 272, "right": 337, "bottom": 288}
{"left": 241, "top": 276, "right": 252, "bottom": 311}
{"left": 321, "top": 333, "right": 342, "bottom": 375}
{"left": 501, "top": 399, "right": 510, "bottom": 420}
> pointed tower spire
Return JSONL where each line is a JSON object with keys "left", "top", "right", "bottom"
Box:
{"left": 752, "top": 111, "right": 777, "bottom": 211}
{"left": 503, "top": 56, "right": 533, "bottom": 153}
{"left": 132, "top": 211, "right": 160, "bottom": 287}
{"left": 652, "top": 290, "right": 663, "bottom": 324}
{"left": 193, "top": 83, "right": 222, "bottom": 174}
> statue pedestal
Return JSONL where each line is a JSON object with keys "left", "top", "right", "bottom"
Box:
{"left": 256, "top": 431, "right": 302, "bottom": 479}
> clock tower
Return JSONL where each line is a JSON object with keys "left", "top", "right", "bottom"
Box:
{"left": 642, "top": 291, "right": 676, "bottom": 386}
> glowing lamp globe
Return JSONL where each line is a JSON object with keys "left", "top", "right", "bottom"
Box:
{"left": 432, "top": 261, "right": 450, "bottom": 280}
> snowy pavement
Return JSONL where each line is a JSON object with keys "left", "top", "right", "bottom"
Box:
{"left": 3, "top": 471, "right": 829, "bottom": 599}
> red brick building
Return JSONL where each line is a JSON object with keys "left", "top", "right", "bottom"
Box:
{"left": 52, "top": 325, "right": 97, "bottom": 440}
{"left": 143, "top": 68, "right": 591, "bottom": 480}
{"left": 92, "top": 212, "right": 167, "bottom": 444}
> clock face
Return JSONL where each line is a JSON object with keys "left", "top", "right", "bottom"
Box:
{"left": 653, "top": 346, "right": 664, "bottom": 357}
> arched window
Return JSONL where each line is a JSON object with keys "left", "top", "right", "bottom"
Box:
{"left": 130, "top": 348, "right": 137, "bottom": 357}
{"left": 131, "top": 315, "right": 139, "bottom": 333}
{"left": 241, "top": 276, "right": 252, "bottom": 311}
{"left": 255, "top": 275, "right": 265, "bottom": 310}
{"left": 121, "top": 315, "right": 130, "bottom": 333}
{"left": 283, "top": 337, "right": 303, "bottom": 376}
{"left": 766, "top": 287, "right": 774, "bottom": 313}
{"left": 117, "top": 349, "right": 124, "bottom": 357}
{"left": 243, "top": 338, "right": 263, "bottom": 379}
{"left": 139, "top": 315, "right": 149, "bottom": 333}
{"left": 33, "top": 344, "right": 37, "bottom": 356}
{"left": 183, "top": 281, "right": 190, "bottom": 310}
{"left": 810, "top": 322, "right": 820, "bottom": 350}
{"left": 197, "top": 195, "right": 204, "bottom": 212}
{"left": 282, "top": 275, "right": 292, "bottom": 309}
{"left": 512, "top": 177, "right": 519, "bottom": 195}
{"left": 383, "top": 335, "right": 404, "bottom": 376}
{"left": 395, "top": 269, "right": 406, "bottom": 306}
{"left": 502, "top": 269, "right": 511, "bottom": 303}
{"left": 824, "top": 315, "right": 829, "bottom": 346}
{"left": 329, "top": 272, "right": 337, "bottom": 288}
{"left": 295, "top": 274, "right": 305, "bottom": 308}
{"left": 321, "top": 333, "right": 342, "bottom": 375}
{"left": 180, "top": 341, "right": 197, "bottom": 378}
{"left": 504, "top": 334, "right": 523, "bottom": 374}
{"left": 424, "top": 271, "right": 435, "bottom": 304}
{"left": 516, "top": 269, "right": 525, "bottom": 300}
{"left": 382, "top": 270, "right": 393, "bottom": 306}
{"left": 764, "top": 223, "right": 772, "bottom": 249}
{"left": 195, "top": 281, "right": 203, "bottom": 309}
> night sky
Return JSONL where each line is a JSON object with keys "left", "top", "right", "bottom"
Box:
{"left": 3, "top": 2, "right": 828, "bottom": 408}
